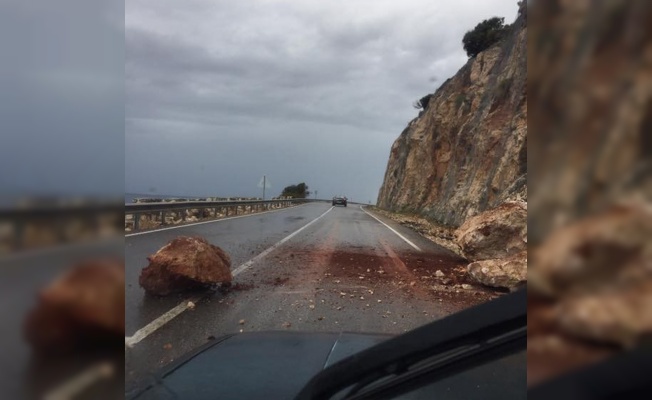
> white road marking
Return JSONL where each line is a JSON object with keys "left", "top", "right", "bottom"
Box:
{"left": 231, "top": 206, "right": 333, "bottom": 276}
{"left": 43, "top": 361, "right": 114, "bottom": 400}
{"left": 125, "top": 203, "right": 306, "bottom": 237}
{"left": 359, "top": 206, "right": 422, "bottom": 252}
{"left": 125, "top": 297, "right": 200, "bottom": 347}
{"left": 125, "top": 206, "right": 334, "bottom": 346}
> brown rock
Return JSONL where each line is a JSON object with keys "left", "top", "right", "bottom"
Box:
{"left": 139, "top": 236, "right": 232, "bottom": 296}
{"left": 467, "top": 251, "right": 527, "bottom": 289}
{"left": 528, "top": 202, "right": 652, "bottom": 297}
{"left": 456, "top": 201, "right": 527, "bottom": 261}
{"left": 553, "top": 278, "right": 652, "bottom": 348}
{"left": 23, "top": 259, "right": 125, "bottom": 353}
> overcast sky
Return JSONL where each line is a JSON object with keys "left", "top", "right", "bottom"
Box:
{"left": 126, "top": 0, "right": 518, "bottom": 202}
{"left": 1, "top": 0, "right": 123, "bottom": 199}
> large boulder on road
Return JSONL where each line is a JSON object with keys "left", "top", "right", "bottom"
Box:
{"left": 456, "top": 201, "right": 527, "bottom": 261}
{"left": 23, "top": 259, "right": 125, "bottom": 353}
{"left": 467, "top": 251, "right": 527, "bottom": 289}
{"left": 139, "top": 236, "right": 232, "bottom": 296}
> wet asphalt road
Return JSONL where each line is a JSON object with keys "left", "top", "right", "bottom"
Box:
{"left": 125, "top": 202, "right": 497, "bottom": 393}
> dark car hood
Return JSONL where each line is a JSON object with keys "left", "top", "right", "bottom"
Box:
{"left": 128, "top": 331, "right": 390, "bottom": 400}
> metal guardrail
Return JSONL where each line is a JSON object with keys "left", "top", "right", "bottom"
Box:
{"left": 124, "top": 198, "right": 309, "bottom": 231}
{"left": 0, "top": 203, "right": 124, "bottom": 219}
{"left": 0, "top": 202, "right": 124, "bottom": 252}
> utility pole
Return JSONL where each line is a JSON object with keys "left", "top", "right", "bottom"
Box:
{"left": 314, "top": 190, "right": 318, "bottom": 200}
{"left": 258, "top": 175, "right": 271, "bottom": 200}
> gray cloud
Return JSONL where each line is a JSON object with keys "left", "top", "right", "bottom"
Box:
{"left": 126, "top": 0, "right": 518, "bottom": 201}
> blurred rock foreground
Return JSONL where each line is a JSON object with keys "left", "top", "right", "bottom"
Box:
{"left": 526, "top": 0, "right": 652, "bottom": 387}
{"left": 23, "top": 259, "right": 125, "bottom": 353}
{"left": 139, "top": 236, "right": 233, "bottom": 296}
{"left": 376, "top": 3, "right": 527, "bottom": 291}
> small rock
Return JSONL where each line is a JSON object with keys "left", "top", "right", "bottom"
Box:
{"left": 239, "top": 319, "right": 245, "bottom": 325}
{"left": 163, "top": 343, "right": 172, "bottom": 350}
{"left": 410, "top": 281, "right": 416, "bottom": 286}
{"left": 318, "top": 317, "right": 324, "bottom": 321}
{"left": 187, "top": 301, "right": 196, "bottom": 310}
{"left": 462, "top": 284, "right": 473, "bottom": 290}
{"left": 282, "top": 322, "right": 291, "bottom": 328}
{"left": 435, "top": 270, "right": 445, "bottom": 277}
{"left": 377, "top": 300, "right": 382, "bottom": 303}
{"left": 309, "top": 304, "right": 315, "bottom": 310}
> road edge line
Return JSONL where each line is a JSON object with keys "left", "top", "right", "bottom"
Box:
{"left": 359, "top": 206, "right": 422, "bottom": 252}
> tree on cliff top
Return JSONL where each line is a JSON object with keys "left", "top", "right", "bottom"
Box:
{"left": 412, "top": 94, "right": 433, "bottom": 110}
{"left": 281, "top": 182, "right": 309, "bottom": 198}
{"left": 462, "top": 17, "right": 509, "bottom": 58}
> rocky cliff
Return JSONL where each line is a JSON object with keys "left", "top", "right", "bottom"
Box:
{"left": 377, "top": 9, "right": 526, "bottom": 228}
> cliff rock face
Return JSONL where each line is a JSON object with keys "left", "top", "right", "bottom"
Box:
{"left": 377, "top": 11, "right": 526, "bottom": 227}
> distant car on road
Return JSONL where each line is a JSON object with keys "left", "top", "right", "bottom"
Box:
{"left": 332, "top": 196, "right": 347, "bottom": 207}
